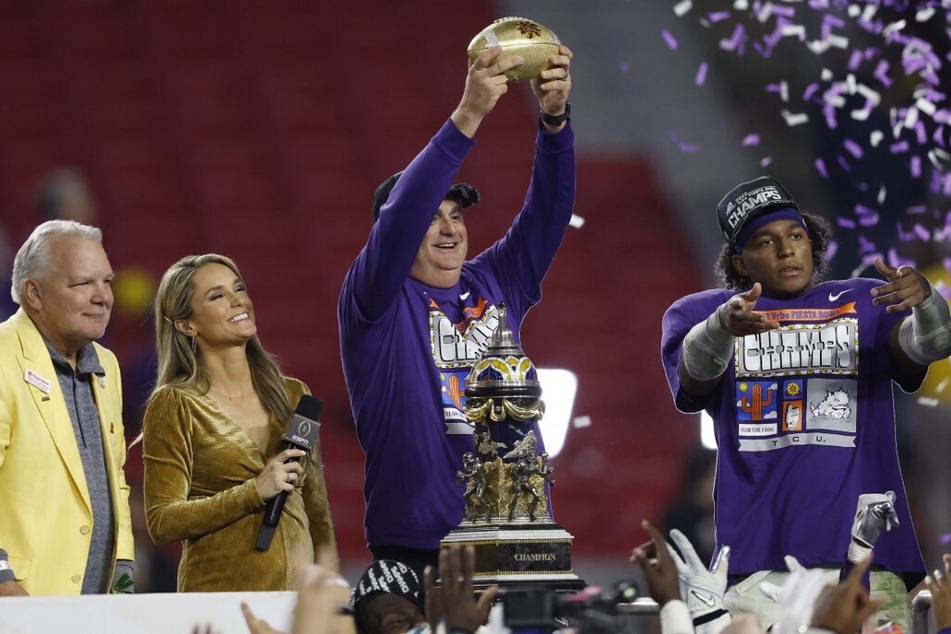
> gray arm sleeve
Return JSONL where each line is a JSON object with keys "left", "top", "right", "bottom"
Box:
{"left": 898, "top": 281, "right": 951, "bottom": 365}
{"left": 681, "top": 308, "right": 735, "bottom": 382}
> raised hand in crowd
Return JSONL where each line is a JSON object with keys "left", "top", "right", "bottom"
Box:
{"left": 809, "top": 556, "right": 879, "bottom": 634}
{"left": 630, "top": 520, "right": 682, "bottom": 607}
{"left": 290, "top": 552, "right": 354, "bottom": 634}
{"left": 425, "top": 545, "right": 499, "bottom": 634}
{"left": 668, "top": 527, "right": 731, "bottom": 624}
{"left": 925, "top": 553, "right": 951, "bottom": 631}
{"left": 241, "top": 548, "right": 352, "bottom": 634}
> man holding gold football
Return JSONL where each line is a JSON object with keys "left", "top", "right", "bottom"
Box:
{"left": 338, "top": 40, "right": 575, "bottom": 581}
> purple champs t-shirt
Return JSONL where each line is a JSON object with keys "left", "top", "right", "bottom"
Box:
{"left": 661, "top": 278, "right": 926, "bottom": 588}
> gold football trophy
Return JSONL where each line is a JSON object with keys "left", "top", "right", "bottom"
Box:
{"left": 440, "top": 303, "right": 583, "bottom": 589}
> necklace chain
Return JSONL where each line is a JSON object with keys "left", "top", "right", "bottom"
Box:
{"left": 207, "top": 387, "right": 247, "bottom": 401}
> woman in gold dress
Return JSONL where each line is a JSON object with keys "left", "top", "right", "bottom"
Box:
{"left": 141, "top": 254, "right": 338, "bottom": 591}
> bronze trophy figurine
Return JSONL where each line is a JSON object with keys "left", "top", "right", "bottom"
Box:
{"left": 440, "top": 303, "right": 582, "bottom": 589}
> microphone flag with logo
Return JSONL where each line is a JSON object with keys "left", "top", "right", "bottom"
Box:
{"left": 255, "top": 394, "right": 322, "bottom": 551}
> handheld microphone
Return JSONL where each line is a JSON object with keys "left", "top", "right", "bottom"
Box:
{"left": 255, "top": 394, "right": 323, "bottom": 551}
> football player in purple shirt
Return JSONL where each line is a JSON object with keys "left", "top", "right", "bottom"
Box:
{"left": 661, "top": 175, "right": 951, "bottom": 630}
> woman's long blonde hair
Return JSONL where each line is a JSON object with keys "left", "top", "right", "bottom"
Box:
{"left": 150, "top": 253, "right": 292, "bottom": 424}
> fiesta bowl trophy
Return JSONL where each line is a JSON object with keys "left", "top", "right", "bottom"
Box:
{"left": 440, "top": 303, "right": 583, "bottom": 590}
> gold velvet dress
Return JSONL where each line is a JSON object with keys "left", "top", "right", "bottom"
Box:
{"left": 142, "top": 377, "right": 338, "bottom": 591}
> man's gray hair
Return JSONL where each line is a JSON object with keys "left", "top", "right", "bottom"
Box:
{"left": 10, "top": 219, "right": 103, "bottom": 305}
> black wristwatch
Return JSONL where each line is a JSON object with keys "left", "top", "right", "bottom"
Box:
{"left": 540, "top": 102, "right": 571, "bottom": 127}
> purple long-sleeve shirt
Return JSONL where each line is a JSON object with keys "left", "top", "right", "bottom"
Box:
{"left": 339, "top": 118, "right": 575, "bottom": 551}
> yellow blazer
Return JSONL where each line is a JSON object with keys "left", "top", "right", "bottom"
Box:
{"left": 0, "top": 308, "right": 134, "bottom": 595}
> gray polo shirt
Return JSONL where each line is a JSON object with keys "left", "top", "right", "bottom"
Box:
{"left": 47, "top": 341, "right": 116, "bottom": 594}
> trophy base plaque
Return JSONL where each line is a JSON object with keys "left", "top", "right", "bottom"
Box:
{"left": 440, "top": 520, "right": 585, "bottom": 590}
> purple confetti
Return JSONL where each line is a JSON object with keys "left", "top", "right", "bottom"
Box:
{"left": 844, "top": 139, "right": 864, "bottom": 159}
{"left": 858, "top": 236, "right": 878, "bottom": 255}
{"left": 887, "top": 248, "right": 915, "bottom": 269}
{"left": 825, "top": 240, "right": 838, "bottom": 260}
{"left": 941, "top": 531, "right": 951, "bottom": 544}
{"left": 822, "top": 13, "right": 845, "bottom": 39}
{"left": 696, "top": 62, "right": 709, "bottom": 86}
{"left": 897, "top": 222, "right": 920, "bottom": 242}
{"left": 667, "top": 130, "right": 699, "bottom": 153}
{"left": 771, "top": 5, "right": 796, "bottom": 19}
{"left": 719, "top": 23, "right": 746, "bottom": 54}
{"left": 619, "top": 63, "right": 630, "bottom": 73}
{"left": 934, "top": 126, "right": 947, "bottom": 148}
{"left": 663, "top": 0, "right": 951, "bottom": 264}
{"left": 856, "top": 204, "right": 880, "bottom": 226}
{"left": 874, "top": 59, "right": 893, "bottom": 88}
{"left": 848, "top": 49, "right": 863, "bottom": 71}
{"left": 890, "top": 141, "right": 910, "bottom": 154}
{"left": 662, "top": 29, "right": 679, "bottom": 50}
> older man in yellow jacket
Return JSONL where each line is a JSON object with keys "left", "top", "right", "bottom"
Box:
{"left": 0, "top": 219, "right": 134, "bottom": 595}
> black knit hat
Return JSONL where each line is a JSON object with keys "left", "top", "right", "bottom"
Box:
{"left": 372, "top": 171, "right": 481, "bottom": 221}
{"left": 716, "top": 176, "right": 801, "bottom": 248}
{"left": 351, "top": 560, "right": 423, "bottom": 633}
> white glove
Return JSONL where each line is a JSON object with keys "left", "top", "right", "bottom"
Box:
{"left": 667, "top": 529, "right": 730, "bottom": 620}
{"left": 851, "top": 491, "right": 899, "bottom": 548}
{"left": 762, "top": 555, "right": 829, "bottom": 634}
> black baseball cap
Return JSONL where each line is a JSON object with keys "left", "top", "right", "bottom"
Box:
{"left": 716, "top": 176, "right": 802, "bottom": 248}
{"left": 372, "top": 170, "right": 481, "bottom": 221}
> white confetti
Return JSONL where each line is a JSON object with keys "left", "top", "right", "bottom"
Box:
{"left": 573, "top": 415, "right": 592, "bottom": 429}
{"left": 781, "top": 25, "right": 806, "bottom": 40}
{"left": 904, "top": 107, "right": 920, "bottom": 129}
{"left": 916, "top": 98, "right": 937, "bottom": 117}
{"left": 781, "top": 110, "right": 809, "bottom": 126}
{"left": 882, "top": 20, "right": 906, "bottom": 39}
{"left": 856, "top": 83, "right": 881, "bottom": 107}
{"left": 568, "top": 214, "right": 585, "bottom": 229}
{"left": 826, "top": 34, "right": 849, "bottom": 50}
{"left": 807, "top": 39, "right": 832, "bottom": 55}
{"left": 870, "top": 130, "right": 884, "bottom": 148}
{"left": 916, "top": 7, "right": 936, "bottom": 22}
{"left": 673, "top": 0, "right": 692, "bottom": 17}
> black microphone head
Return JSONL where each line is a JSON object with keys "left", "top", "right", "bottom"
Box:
{"left": 281, "top": 395, "right": 322, "bottom": 451}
